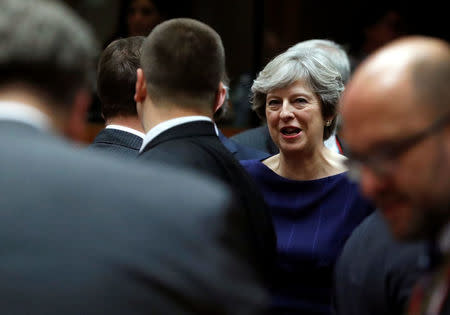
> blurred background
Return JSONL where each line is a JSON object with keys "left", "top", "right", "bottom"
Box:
{"left": 62, "top": 0, "right": 449, "bottom": 139}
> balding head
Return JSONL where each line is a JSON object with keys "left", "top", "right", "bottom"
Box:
{"left": 340, "top": 36, "right": 450, "bottom": 241}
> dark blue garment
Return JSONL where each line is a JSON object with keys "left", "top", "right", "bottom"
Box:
{"left": 240, "top": 159, "right": 374, "bottom": 315}
{"left": 218, "top": 129, "right": 271, "bottom": 161}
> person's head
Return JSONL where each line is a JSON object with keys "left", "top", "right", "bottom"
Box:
{"left": 288, "top": 39, "right": 351, "bottom": 84}
{"left": 251, "top": 48, "right": 344, "bottom": 154}
{"left": 125, "top": 0, "right": 164, "bottom": 37}
{"left": 341, "top": 36, "right": 450, "bottom": 241}
{"left": 135, "top": 18, "right": 226, "bottom": 127}
{"left": 97, "top": 36, "right": 144, "bottom": 122}
{"left": 0, "top": 0, "right": 98, "bottom": 139}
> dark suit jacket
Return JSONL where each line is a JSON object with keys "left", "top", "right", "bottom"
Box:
{"left": 0, "top": 120, "right": 266, "bottom": 315}
{"left": 88, "top": 127, "right": 142, "bottom": 157}
{"left": 231, "top": 125, "right": 279, "bottom": 155}
{"left": 333, "top": 211, "right": 426, "bottom": 315}
{"left": 218, "top": 129, "right": 270, "bottom": 161}
{"left": 139, "top": 121, "right": 277, "bottom": 281}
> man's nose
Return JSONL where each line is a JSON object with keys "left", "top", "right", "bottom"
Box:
{"left": 359, "top": 166, "right": 387, "bottom": 200}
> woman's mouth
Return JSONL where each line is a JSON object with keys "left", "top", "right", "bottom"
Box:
{"left": 280, "top": 126, "right": 302, "bottom": 138}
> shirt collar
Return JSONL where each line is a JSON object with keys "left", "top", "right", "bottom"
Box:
{"left": 140, "top": 116, "right": 213, "bottom": 152}
{"left": 0, "top": 101, "right": 51, "bottom": 131}
{"left": 106, "top": 124, "right": 145, "bottom": 138}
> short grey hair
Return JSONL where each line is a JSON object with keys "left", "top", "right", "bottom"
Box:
{"left": 0, "top": 0, "right": 98, "bottom": 106}
{"left": 287, "top": 39, "right": 351, "bottom": 84}
{"left": 251, "top": 47, "right": 344, "bottom": 140}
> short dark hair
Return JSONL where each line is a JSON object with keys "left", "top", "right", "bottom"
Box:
{"left": 0, "top": 0, "right": 98, "bottom": 107}
{"left": 97, "top": 36, "right": 144, "bottom": 120}
{"left": 140, "top": 18, "right": 225, "bottom": 111}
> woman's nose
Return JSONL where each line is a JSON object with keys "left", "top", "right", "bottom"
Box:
{"left": 280, "top": 103, "right": 294, "bottom": 120}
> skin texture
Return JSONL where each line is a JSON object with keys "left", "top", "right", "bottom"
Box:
{"left": 341, "top": 36, "right": 450, "bottom": 240}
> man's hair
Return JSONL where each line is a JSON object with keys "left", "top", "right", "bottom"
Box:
{"left": 0, "top": 0, "right": 98, "bottom": 106}
{"left": 288, "top": 39, "right": 351, "bottom": 84}
{"left": 97, "top": 36, "right": 144, "bottom": 120}
{"left": 140, "top": 18, "right": 225, "bottom": 111}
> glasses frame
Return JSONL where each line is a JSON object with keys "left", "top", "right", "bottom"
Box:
{"left": 345, "top": 111, "right": 450, "bottom": 181}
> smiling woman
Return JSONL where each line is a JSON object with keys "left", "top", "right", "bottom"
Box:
{"left": 240, "top": 46, "right": 375, "bottom": 314}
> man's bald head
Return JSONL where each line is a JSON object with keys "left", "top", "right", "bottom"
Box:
{"left": 340, "top": 36, "right": 450, "bottom": 240}
{"left": 343, "top": 36, "right": 450, "bottom": 120}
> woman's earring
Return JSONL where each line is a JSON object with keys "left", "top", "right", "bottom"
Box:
{"left": 325, "top": 120, "right": 332, "bottom": 126}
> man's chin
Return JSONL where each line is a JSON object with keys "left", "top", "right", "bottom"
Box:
{"left": 379, "top": 202, "right": 419, "bottom": 241}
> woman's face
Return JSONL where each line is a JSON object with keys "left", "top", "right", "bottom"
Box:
{"left": 265, "top": 79, "right": 326, "bottom": 155}
{"left": 127, "top": 0, "right": 161, "bottom": 36}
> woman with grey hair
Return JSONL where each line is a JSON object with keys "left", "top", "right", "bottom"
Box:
{"left": 240, "top": 48, "right": 374, "bottom": 314}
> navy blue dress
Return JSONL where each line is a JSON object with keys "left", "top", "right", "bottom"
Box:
{"left": 240, "top": 159, "right": 374, "bottom": 315}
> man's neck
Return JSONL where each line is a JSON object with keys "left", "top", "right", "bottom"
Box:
{"left": 144, "top": 103, "right": 212, "bottom": 133}
{"left": 106, "top": 116, "right": 144, "bottom": 133}
{"left": 0, "top": 86, "right": 59, "bottom": 129}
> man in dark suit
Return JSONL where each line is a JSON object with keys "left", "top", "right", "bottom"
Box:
{"left": 340, "top": 36, "right": 450, "bottom": 315}
{"left": 0, "top": 1, "right": 266, "bottom": 314}
{"left": 135, "top": 18, "right": 277, "bottom": 280}
{"left": 89, "top": 36, "right": 145, "bottom": 157}
{"left": 333, "top": 212, "right": 425, "bottom": 315}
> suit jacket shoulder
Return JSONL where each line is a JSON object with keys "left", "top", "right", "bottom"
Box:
{"left": 218, "top": 129, "right": 271, "bottom": 161}
{"left": 231, "top": 126, "right": 279, "bottom": 155}
{"left": 333, "top": 211, "right": 426, "bottom": 315}
{"left": 140, "top": 121, "right": 277, "bottom": 282}
{"left": 0, "top": 121, "right": 266, "bottom": 314}
{"left": 89, "top": 128, "right": 142, "bottom": 158}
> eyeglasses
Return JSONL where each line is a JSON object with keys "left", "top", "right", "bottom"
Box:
{"left": 345, "top": 111, "right": 450, "bottom": 182}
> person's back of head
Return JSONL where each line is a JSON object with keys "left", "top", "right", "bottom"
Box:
{"left": 140, "top": 18, "right": 225, "bottom": 113}
{"left": 97, "top": 36, "right": 144, "bottom": 121}
{"left": 288, "top": 39, "right": 351, "bottom": 84}
{"left": 0, "top": 0, "right": 98, "bottom": 108}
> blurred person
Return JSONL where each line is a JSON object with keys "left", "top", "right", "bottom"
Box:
{"left": 135, "top": 18, "right": 277, "bottom": 284}
{"left": 89, "top": 36, "right": 145, "bottom": 157}
{"left": 240, "top": 46, "right": 374, "bottom": 314}
{"left": 111, "top": 0, "right": 165, "bottom": 40}
{"left": 232, "top": 39, "right": 351, "bottom": 157}
{"left": 333, "top": 211, "right": 426, "bottom": 315}
{"left": 340, "top": 36, "right": 450, "bottom": 315}
{"left": 348, "top": 5, "right": 407, "bottom": 71}
{"left": 0, "top": 1, "right": 267, "bottom": 314}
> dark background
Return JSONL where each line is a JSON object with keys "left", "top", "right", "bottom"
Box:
{"left": 63, "top": 0, "right": 449, "bottom": 129}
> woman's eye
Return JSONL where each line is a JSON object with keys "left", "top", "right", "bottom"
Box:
{"left": 293, "top": 98, "right": 306, "bottom": 103}
{"left": 268, "top": 100, "right": 280, "bottom": 106}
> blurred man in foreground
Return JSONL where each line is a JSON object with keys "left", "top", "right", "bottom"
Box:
{"left": 0, "top": 1, "right": 265, "bottom": 314}
{"left": 340, "top": 36, "right": 450, "bottom": 314}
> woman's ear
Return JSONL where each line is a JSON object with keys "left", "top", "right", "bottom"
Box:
{"left": 134, "top": 68, "right": 147, "bottom": 103}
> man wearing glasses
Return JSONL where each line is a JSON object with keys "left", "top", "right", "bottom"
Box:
{"left": 339, "top": 36, "right": 450, "bottom": 314}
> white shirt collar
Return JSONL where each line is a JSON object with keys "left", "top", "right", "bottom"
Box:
{"left": 0, "top": 101, "right": 51, "bottom": 131}
{"left": 140, "top": 116, "right": 212, "bottom": 152}
{"left": 106, "top": 124, "right": 145, "bottom": 138}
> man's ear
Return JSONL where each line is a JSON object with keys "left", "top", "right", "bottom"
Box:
{"left": 213, "top": 81, "right": 227, "bottom": 113}
{"left": 65, "top": 89, "right": 91, "bottom": 142}
{"left": 135, "top": 68, "right": 147, "bottom": 103}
